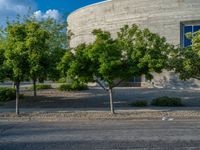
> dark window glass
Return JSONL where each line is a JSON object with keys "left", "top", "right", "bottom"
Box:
{"left": 129, "top": 76, "right": 142, "bottom": 83}
{"left": 181, "top": 24, "right": 200, "bottom": 47}
{"left": 184, "top": 26, "right": 192, "bottom": 47}
{"left": 194, "top": 25, "right": 200, "bottom": 32}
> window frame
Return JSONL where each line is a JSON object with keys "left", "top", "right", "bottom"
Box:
{"left": 180, "top": 21, "right": 200, "bottom": 47}
{"left": 128, "top": 76, "right": 142, "bottom": 83}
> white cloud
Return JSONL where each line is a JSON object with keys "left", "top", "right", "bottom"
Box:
{"left": 33, "top": 10, "right": 43, "bottom": 20}
{"left": 0, "top": 0, "right": 61, "bottom": 27}
{"left": 0, "top": 0, "right": 37, "bottom": 27}
{"left": 44, "top": 10, "right": 60, "bottom": 20}
{"left": 33, "top": 9, "right": 61, "bottom": 21}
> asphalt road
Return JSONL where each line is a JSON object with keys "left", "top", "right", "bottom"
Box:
{"left": 0, "top": 120, "right": 200, "bottom": 150}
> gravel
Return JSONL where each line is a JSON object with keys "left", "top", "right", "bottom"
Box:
{"left": 1, "top": 110, "right": 200, "bottom": 122}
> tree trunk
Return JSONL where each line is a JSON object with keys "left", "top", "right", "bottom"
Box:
{"left": 16, "top": 82, "right": 20, "bottom": 115}
{"left": 33, "top": 79, "right": 37, "bottom": 97}
{"left": 13, "top": 82, "right": 15, "bottom": 89}
{"left": 109, "top": 87, "right": 115, "bottom": 114}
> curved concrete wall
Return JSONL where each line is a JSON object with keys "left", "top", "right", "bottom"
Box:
{"left": 67, "top": 0, "right": 200, "bottom": 88}
{"left": 68, "top": 0, "right": 200, "bottom": 48}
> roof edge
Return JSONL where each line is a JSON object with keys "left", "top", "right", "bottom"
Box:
{"left": 68, "top": 0, "right": 112, "bottom": 16}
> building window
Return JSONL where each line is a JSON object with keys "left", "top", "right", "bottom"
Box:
{"left": 129, "top": 76, "right": 142, "bottom": 83}
{"left": 181, "top": 23, "right": 200, "bottom": 47}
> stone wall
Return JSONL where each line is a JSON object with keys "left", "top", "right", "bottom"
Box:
{"left": 67, "top": 0, "right": 200, "bottom": 88}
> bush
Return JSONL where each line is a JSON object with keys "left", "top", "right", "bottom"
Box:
{"left": 58, "top": 82, "right": 88, "bottom": 91}
{"left": 0, "top": 88, "right": 15, "bottom": 102}
{"left": 151, "top": 96, "right": 183, "bottom": 107}
{"left": 58, "top": 84, "right": 71, "bottom": 91}
{"left": 0, "top": 88, "right": 25, "bottom": 102}
{"left": 30, "top": 84, "right": 52, "bottom": 90}
{"left": 56, "top": 78, "right": 67, "bottom": 83}
{"left": 71, "top": 82, "right": 88, "bottom": 91}
{"left": 130, "top": 100, "right": 148, "bottom": 107}
{"left": 19, "top": 94, "right": 25, "bottom": 99}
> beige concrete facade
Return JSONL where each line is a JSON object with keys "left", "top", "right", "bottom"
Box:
{"left": 67, "top": 0, "right": 200, "bottom": 88}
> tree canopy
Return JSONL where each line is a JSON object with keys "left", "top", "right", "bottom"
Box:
{"left": 0, "top": 36, "right": 6, "bottom": 82}
{"left": 169, "top": 30, "right": 200, "bottom": 80}
{"left": 4, "top": 23, "right": 30, "bottom": 84}
{"left": 3, "top": 22, "right": 30, "bottom": 114}
{"left": 26, "top": 20, "right": 51, "bottom": 96}
{"left": 0, "top": 15, "right": 67, "bottom": 114}
{"left": 61, "top": 24, "right": 172, "bottom": 113}
{"left": 39, "top": 18, "right": 67, "bottom": 81}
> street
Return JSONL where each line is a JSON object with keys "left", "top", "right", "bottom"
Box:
{"left": 0, "top": 120, "right": 200, "bottom": 150}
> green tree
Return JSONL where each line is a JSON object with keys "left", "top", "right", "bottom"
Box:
{"left": 169, "top": 30, "right": 200, "bottom": 80}
{"left": 57, "top": 50, "right": 74, "bottom": 82}
{"left": 39, "top": 18, "right": 67, "bottom": 81}
{"left": 65, "top": 24, "right": 171, "bottom": 114}
{"left": 0, "top": 30, "right": 6, "bottom": 81}
{"left": 117, "top": 25, "right": 171, "bottom": 80}
{"left": 0, "top": 38, "right": 6, "bottom": 82}
{"left": 25, "top": 20, "right": 50, "bottom": 96}
{"left": 25, "top": 15, "right": 67, "bottom": 94}
{"left": 4, "top": 22, "right": 29, "bottom": 115}
{"left": 0, "top": 14, "right": 67, "bottom": 114}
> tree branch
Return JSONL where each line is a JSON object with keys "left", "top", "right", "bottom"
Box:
{"left": 95, "top": 79, "right": 108, "bottom": 91}
{"left": 193, "top": 77, "right": 200, "bottom": 80}
{"left": 113, "top": 79, "right": 125, "bottom": 88}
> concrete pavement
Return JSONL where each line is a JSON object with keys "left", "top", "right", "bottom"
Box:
{"left": 0, "top": 120, "right": 200, "bottom": 150}
{"left": 1, "top": 107, "right": 200, "bottom": 113}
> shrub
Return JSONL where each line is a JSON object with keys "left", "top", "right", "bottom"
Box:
{"left": 151, "top": 96, "right": 183, "bottom": 107}
{"left": 56, "top": 78, "right": 67, "bottom": 83}
{"left": 71, "top": 82, "right": 88, "bottom": 91}
{"left": 30, "top": 84, "right": 52, "bottom": 90}
{"left": 19, "top": 94, "right": 25, "bottom": 99}
{"left": 58, "top": 82, "right": 88, "bottom": 91}
{"left": 0, "top": 88, "right": 15, "bottom": 102}
{"left": 58, "top": 84, "right": 71, "bottom": 91}
{"left": 0, "top": 88, "right": 25, "bottom": 102}
{"left": 130, "top": 100, "right": 148, "bottom": 107}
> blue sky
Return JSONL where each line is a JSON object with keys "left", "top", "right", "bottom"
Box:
{"left": 35, "top": 0, "right": 103, "bottom": 14}
{"left": 0, "top": 0, "right": 103, "bottom": 26}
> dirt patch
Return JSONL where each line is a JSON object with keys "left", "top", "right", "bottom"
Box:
{"left": 1, "top": 88, "right": 200, "bottom": 109}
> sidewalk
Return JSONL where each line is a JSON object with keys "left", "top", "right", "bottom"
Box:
{"left": 1, "top": 107, "right": 200, "bottom": 113}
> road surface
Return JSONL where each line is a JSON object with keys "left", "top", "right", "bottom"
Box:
{"left": 0, "top": 120, "right": 200, "bottom": 149}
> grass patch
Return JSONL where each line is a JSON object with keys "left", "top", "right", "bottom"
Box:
{"left": 130, "top": 100, "right": 148, "bottom": 107}
{"left": 151, "top": 96, "right": 183, "bottom": 107}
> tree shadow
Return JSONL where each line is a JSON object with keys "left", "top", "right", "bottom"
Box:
{"left": 1, "top": 87, "right": 200, "bottom": 109}
{"left": 152, "top": 71, "right": 200, "bottom": 89}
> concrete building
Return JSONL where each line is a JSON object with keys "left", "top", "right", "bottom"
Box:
{"left": 67, "top": 0, "right": 200, "bottom": 88}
